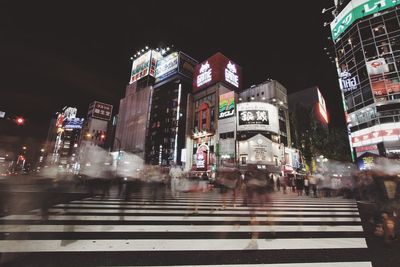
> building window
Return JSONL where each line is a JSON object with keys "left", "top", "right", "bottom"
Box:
{"left": 373, "top": 24, "right": 386, "bottom": 37}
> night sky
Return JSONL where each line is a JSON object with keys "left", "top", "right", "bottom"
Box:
{"left": 1, "top": 0, "right": 341, "bottom": 141}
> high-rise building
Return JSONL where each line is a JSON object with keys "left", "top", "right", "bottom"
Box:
{"left": 114, "top": 47, "right": 197, "bottom": 166}
{"left": 79, "top": 101, "right": 113, "bottom": 170}
{"left": 114, "top": 48, "right": 162, "bottom": 158}
{"left": 146, "top": 52, "right": 197, "bottom": 166}
{"left": 329, "top": 0, "right": 400, "bottom": 159}
{"left": 45, "top": 107, "right": 84, "bottom": 171}
{"left": 186, "top": 52, "right": 242, "bottom": 172}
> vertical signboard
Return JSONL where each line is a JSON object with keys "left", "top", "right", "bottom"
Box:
{"left": 317, "top": 89, "right": 329, "bottom": 124}
{"left": 219, "top": 91, "right": 235, "bottom": 119}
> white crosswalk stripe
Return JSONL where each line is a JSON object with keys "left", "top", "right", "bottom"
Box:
{"left": 0, "top": 192, "right": 372, "bottom": 266}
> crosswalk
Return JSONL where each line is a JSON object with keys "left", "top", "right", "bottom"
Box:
{"left": 0, "top": 191, "right": 372, "bottom": 267}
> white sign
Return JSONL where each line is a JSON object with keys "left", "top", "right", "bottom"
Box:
{"left": 64, "top": 107, "right": 77, "bottom": 119}
{"left": 236, "top": 102, "right": 279, "bottom": 133}
{"left": 339, "top": 71, "right": 359, "bottom": 92}
{"left": 225, "top": 61, "right": 239, "bottom": 87}
{"left": 367, "top": 58, "right": 389, "bottom": 75}
{"left": 0, "top": 111, "right": 5, "bottom": 118}
{"left": 155, "top": 52, "right": 179, "bottom": 81}
{"left": 196, "top": 61, "right": 212, "bottom": 87}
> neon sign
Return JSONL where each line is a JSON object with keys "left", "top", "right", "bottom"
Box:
{"left": 225, "top": 61, "right": 239, "bottom": 87}
{"left": 196, "top": 61, "right": 212, "bottom": 87}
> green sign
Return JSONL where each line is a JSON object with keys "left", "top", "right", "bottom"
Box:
{"left": 218, "top": 91, "right": 235, "bottom": 119}
{"left": 331, "top": 0, "right": 400, "bottom": 41}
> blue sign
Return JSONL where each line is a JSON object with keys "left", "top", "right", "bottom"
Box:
{"left": 64, "top": 118, "right": 84, "bottom": 129}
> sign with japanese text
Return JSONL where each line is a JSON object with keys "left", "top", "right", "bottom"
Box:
{"left": 236, "top": 102, "right": 279, "bottom": 133}
{"left": 330, "top": 0, "right": 400, "bottom": 42}
{"left": 193, "top": 52, "right": 242, "bottom": 92}
{"left": 92, "top": 101, "right": 113, "bottom": 121}
{"left": 130, "top": 50, "right": 161, "bottom": 84}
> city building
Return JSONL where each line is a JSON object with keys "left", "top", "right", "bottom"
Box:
{"left": 329, "top": 0, "right": 400, "bottom": 160}
{"left": 114, "top": 47, "right": 197, "bottom": 167}
{"left": 237, "top": 80, "right": 298, "bottom": 175}
{"left": 146, "top": 51, "right": 197, "bottom": 166}
{"left": 238, "top": 80, "right": 292, "bottom": 146}
{"left": 45, "top": 107, "right": 84, "bottom": 172}
{"left": 185, "top": 52, "right": 242, "bottom": 172}
{"left": 114, "top": 48, "right": 161, "bottom": 158}
{"left": 288, "top": 86, "right": 329, "bottom": 172}
{"left": 79, "top": 101, "right": 113, "bottom": 170}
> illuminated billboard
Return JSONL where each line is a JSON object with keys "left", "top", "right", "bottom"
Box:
{"left": 219, "top": 91, "right": 235, "bottom": 119}
{"left": 193, "top": 53, "right": 242, "bottom": 92}
{"left": 339, "top": 70, "right": 359, "bottom": 93}
{"left": 330, "top": 0, "right": 400, "bottom": 41}
{"left": 91, "top": 101, "right": 113, "bottom": 121}
{"left": 64, "top": 118, "right": 84, "bottom": 129}
{"left": 236, "top": 102, "right": 279, "bottom": 133}
{"left": 155, "top": 52, "right": 179, "bottom": 82}
{"left": 129, "top": 50, "right": 161, "bottom": 84}
{"left": 317, "top": 89, "right": 329, "bottom": 124}
{"left": 366, "top": 58, "right": 400, "bottom": 96}
{"left": 351, "top": 123, "right": 400, "bottom": 147}
{"left": 155, "top": 52, "right": 197, "bottom": 83}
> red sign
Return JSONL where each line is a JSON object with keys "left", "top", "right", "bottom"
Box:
{"left": 192, "top": 53, "right": 242, "bottom": 92}
{"left": 352, "top": 129, "right": 400, "bottom": 143}
{"left": 355, "top": 145, "right": 378, "bottom": 153}
{"left": 92, "top": 101, "right": 113, "bottom": 121}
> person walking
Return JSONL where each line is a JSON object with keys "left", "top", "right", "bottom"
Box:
{"left": 304, "top": 176, "right": 310, "bottom": 196}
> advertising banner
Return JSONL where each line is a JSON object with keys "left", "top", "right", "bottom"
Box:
{"left": 196, "top": 144, "right": 208, "bottom": 170}
{"left": 63, "top": 118, "right": 84, "bottom": 129}
{"left": 193, "top": 52, "right": 242, "bottom": 92}
{"left": 155, "top": 52, "right": 179, "bottom": 82}
{"left": 317, "top": 89, "right": 329, "bottom": 124}
{"left": 92, "top": 101, "right": 113, "bottom": 121}
{"left": 367, "top": 58, "right": 400, "bottom": 95}
{"left": 130, "top": 50, "right": 160, "bottom": 84}
{"left": 330, "top": 0, "right": 400, "bottom": 41}
{"left": 219, "top": 91, "right": 235, "bottom": 119}
{"left": 339, "top": 70, "right": 359, "bottom": 93}
{"left": 236, "top": 102, "right": 279, "bottom": 133}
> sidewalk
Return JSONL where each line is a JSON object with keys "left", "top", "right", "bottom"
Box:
{"left": 357, "top": 201, "right": 400, "bottom": 267}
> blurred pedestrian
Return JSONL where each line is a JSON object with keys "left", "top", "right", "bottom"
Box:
{"left": 304, "top": 176, "right": 310, "bottom": 196}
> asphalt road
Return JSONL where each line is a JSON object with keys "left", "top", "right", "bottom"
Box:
{"left": 0, "top": 184, "right": 375, "bottom": 267}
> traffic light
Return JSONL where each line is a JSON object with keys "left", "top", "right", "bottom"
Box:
{"left": 15, "top": 117, "right": 25, "bottom": 125}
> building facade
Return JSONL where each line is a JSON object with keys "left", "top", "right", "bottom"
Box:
{"left": 330, "top": 0, "right": 400, "bottom": 160}
{"left": 236, "top": 80, "right": 297, "bottom": 174}
{"left": 185, "top": 52, "right": 242, "bottom": 172}
{"left": 146, "top": 52, "right": 197, "bottom": 166}
{"left": 115, "top": 48, "right": 197, "bottom": 167}
{"left": 79, "top": 101, "right": 113, "bottom": 170}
